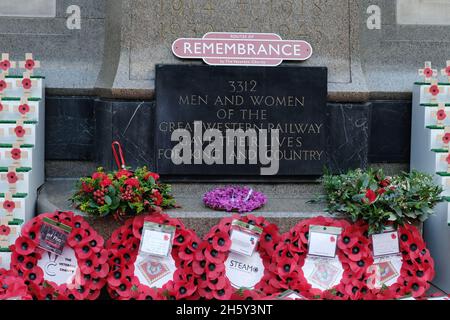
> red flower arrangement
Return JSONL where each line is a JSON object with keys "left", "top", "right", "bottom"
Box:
{"left": 368, "top": 224, "right": 435, "bottom": 299}
{"left": 105, "top": 213, "right": 200, "bottom": 300}
{"left": 193, "top": 215, "right": 281, "bottom": 300}
{"left": 0, "top": 269, "right": 32, "bottom": 300}
{"left": 9, "top": 211, "right": 109, "bottom": 300}
{"left": 71, "top": 167, "right": 176, "bottom": 219}
{"left": 264, "top": 217, "right": 373, "bottom": 300}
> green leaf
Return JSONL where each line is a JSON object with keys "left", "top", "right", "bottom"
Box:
{"left": 105, "top": 195, "right": 112, "bottom": 206}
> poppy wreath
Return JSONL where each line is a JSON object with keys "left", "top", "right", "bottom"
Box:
{"left": 106, "top": 213, "right": 200, "bottom": 300}
{"left": 367, "top": 223, "right": 435, "bottom": 299}
{"left": 9, "top": 211, "right": 109, "bottom": 300}
{"left": 265, "top": 216, "right": 374, "bottom": 300}
{"left": 193, "top": 215, "right": 281, "bottom": 300}
{"left": 0, "top": 268, "right": 32, "bottom": 300}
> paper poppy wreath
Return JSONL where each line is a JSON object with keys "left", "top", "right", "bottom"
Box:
{"left": 203, "top": 186, "right": 267, "bottom": 213}
{"left": 263, "top": 217, "right": 374, "bottom": 300}
{"left": 105, "top": 213, "right": 201, "bottom": 300}
{"left": 193, "top": 215, "right": 281, "bottom": 300}
{"left": 366, "top": 223, "right": 435, "bottom": 299}
{"left": 0, "top": 268, "right": 32, "bottom": 300}
{"left": 9, "top": 211, "right": 109, "bottom": 300}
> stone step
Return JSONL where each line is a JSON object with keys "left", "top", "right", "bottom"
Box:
{"left": 37, "top": 179, "right": 331, "bottom": 239}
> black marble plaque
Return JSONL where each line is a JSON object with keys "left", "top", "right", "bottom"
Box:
{"left": 155, "top": 65, "right": 327, "bottom": 176}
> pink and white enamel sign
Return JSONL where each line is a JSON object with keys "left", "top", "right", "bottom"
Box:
{"left": 172, "top": 32, "right": 312, "bottom": 66}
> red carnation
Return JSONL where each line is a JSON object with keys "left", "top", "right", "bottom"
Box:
{"left": 3, "top": 200, "right": 15, "bottom": 212}
{"left": 379, "top": 178, "right": 390, "bottom": 187}
{"left": 151, "top": 189, "right": 163, "bottom": 206}
{"left": 101, "top": 177, "right": 112, "bottom": 187}
{"left": 81, "top": 182, "right": 94, "bottom": 193}
{"left": 21, "top": 78, "right": 32, "bottom": 90}
{"left": 429, "top": 85, "right": 440, "bottom": 96}
{"left": 124, "top": 178, "right": 140, "bottom": 188}
{"left": 91, "top": 172, "right": 106, "bottom": 180}
{"left": 116, "top": 169, "right": 132, "bottom": 179}
{"left": 18, "top": 104, "right": 30, "bottom": 115}
{"left": 145, "top": 172, "right": 160, "bottom": 182}
{"left": 377, "top": 188, "right": 386, "bottom": 195}
{"left": 363, "top": 189, "right": 377, "bottom": 204}
{"left": 7, "top": 172, "right": 18, "bottom": 184}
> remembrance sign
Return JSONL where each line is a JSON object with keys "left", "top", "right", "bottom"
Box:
{"left": 155, "top": 64, "right": 327, "bottom": 176}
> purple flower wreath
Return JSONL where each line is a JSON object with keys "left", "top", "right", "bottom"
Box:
{"left": 203, "top": 186, "right": 267, "bottom": 213}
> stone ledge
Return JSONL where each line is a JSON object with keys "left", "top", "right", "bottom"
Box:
{"left": 37, "top": 179, "right": 331, "bottom": 238}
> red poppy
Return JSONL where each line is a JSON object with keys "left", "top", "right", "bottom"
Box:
{"left": 172, "top": 280, "right": 196, "bottom": 299}
{"left": 137, "top": 286, "right": 159, "bottom": 300}
{"left": 18, "top": 104, "right": 30, "bottom": 115}
{"left": 21, "top": 78, "right": 32, "bottom": 90}
{"left": 404, "top": 278, "right": 427, "bottom": 298}
{"left": 15, "top": 126, "right": 26, "bottom": 138}
{"left": 14, "top": 237, "right": 36, "bottom": 255}
{"left": 437, "top": 109, "right": 447, "bottom": 121}
{"left": 429, "top": 85, "right": 440, "bottom": 96}
{"left": 25, "top": 59, "right": 35, "bottom": 70}
{"left": 0, "top": 80, "right": 7, "bottom": 91}
{"left": 0, "top": 60, "right": 11, "bottom": 71}
{"left": 3, "top": 200, "right": 15, "bottom": 212}
{"left": 0, "top": 103, "right": 3, "bottom": 112}
{"left": 423, "top": 67, "right": 433, "bottom": 78}
{"left": 443, "top": 133, "right": 450, "bottom": 144}
{"left": 363, "top": 189, "right": 377, "bottom": 204}
{"left": 446, "top": 154, "right": 450, "bottom": 165}
{"left": 0, "top": 225, "right": 11, "bottom": 236}
{"left": 445, "top": 66, "right": 450, "bottom": 77}
{"left": 145, "top": 172, "right": 160, "bottom": 182}
{"left": 211, "top": 232, "right": 231, "bottom": 252}
{"left": 10, "top": 148, "right": 21, "bottom": 160}
{"left": 7, "top": 171, "right": 18, "bottom": 184}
